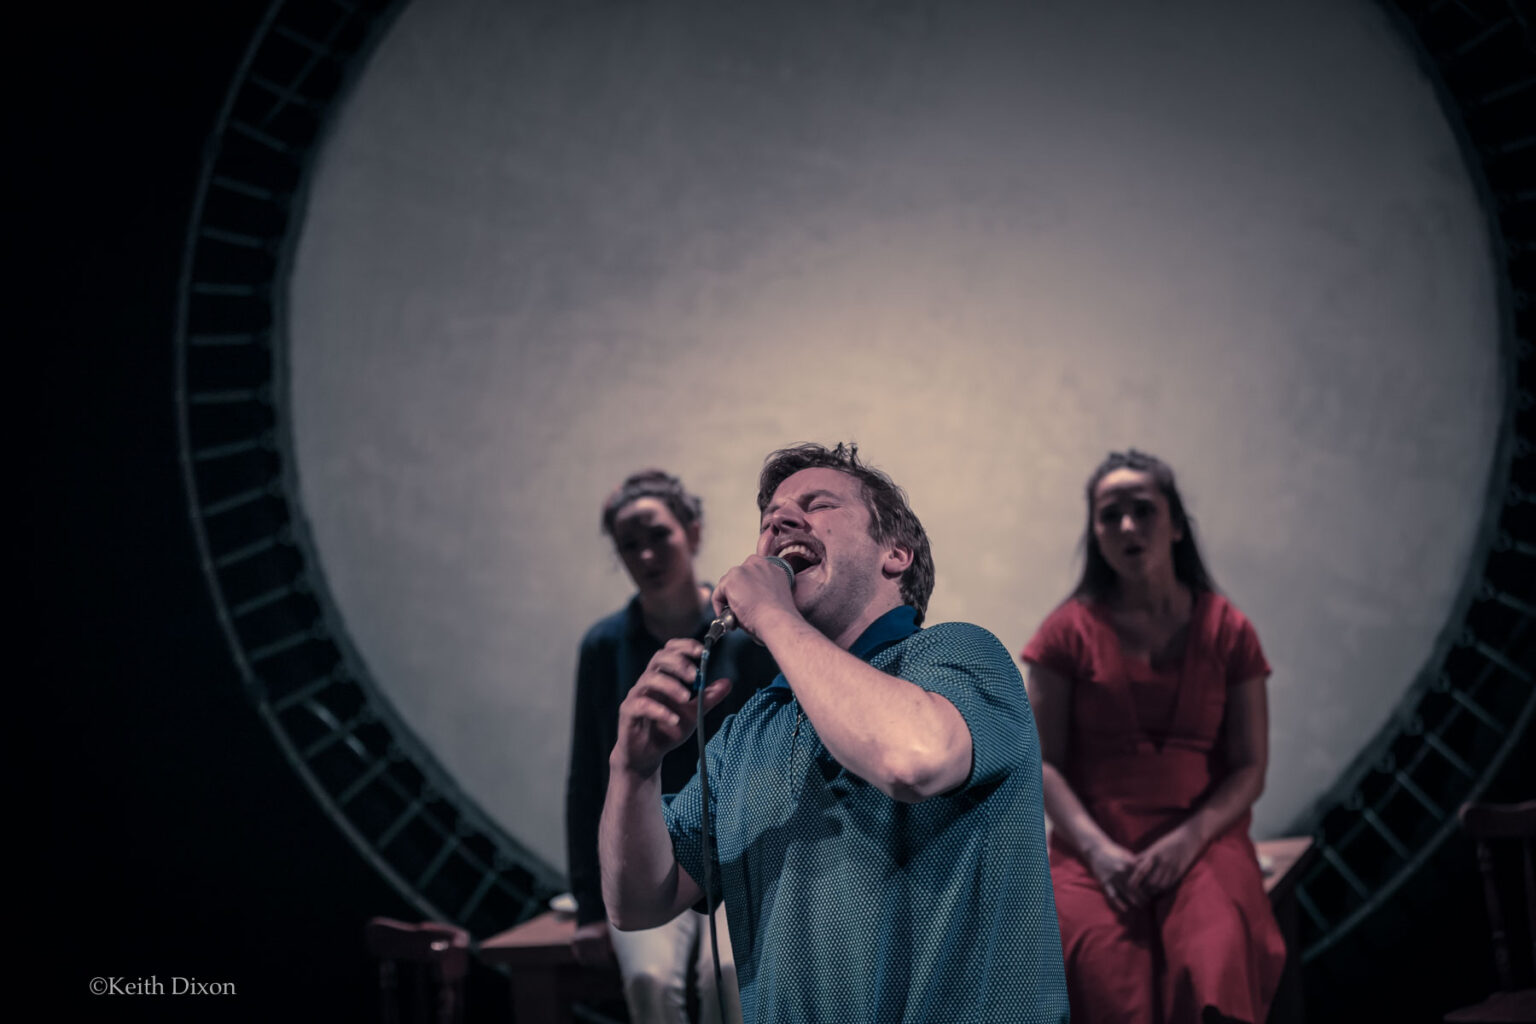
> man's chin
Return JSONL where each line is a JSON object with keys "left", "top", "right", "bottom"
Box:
{"left": 790, "top": 594, "right": 822, "bottom": 628}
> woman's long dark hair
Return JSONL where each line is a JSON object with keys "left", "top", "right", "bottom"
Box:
{"left": 1073, "top": 449, "right": 1217, "bottom": 601}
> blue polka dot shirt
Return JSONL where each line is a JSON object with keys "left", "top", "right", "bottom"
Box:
{"left": 664, "top": 606, "right": 1069, "bottom": 1023}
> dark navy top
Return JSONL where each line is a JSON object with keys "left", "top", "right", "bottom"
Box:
{"left": 663, "top": 607, "right": 1069, "bottom": 1023}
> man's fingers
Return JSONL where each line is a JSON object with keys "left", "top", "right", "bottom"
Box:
{"left": 650, "top": 648, "right": 703, "bottom": 685}
{"left": 663, "top": 637, "right": 705, "bottom": 659}
{"left": 626, "top": 694, "right": 685, "bottom": 732}
{"left": 647, "top": 638, "right": 703, "bottom": 679}
{"left": 633, "top": 671, "right": 695, "bottom": 711}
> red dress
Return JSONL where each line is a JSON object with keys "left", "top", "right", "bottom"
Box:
{"left": 1021, "top": 592, "right": 1286, "bottom": 1024}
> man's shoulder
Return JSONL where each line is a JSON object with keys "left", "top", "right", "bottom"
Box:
{"left": 877, "top": 620, "right": 1021, "bottom": 686}
{"left": 901, "top": 620, "right": 1011, "bottom": 659}
{"left": 728, "top": 682, "right": 793, "bottom": 725}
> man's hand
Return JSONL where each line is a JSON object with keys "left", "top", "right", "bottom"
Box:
{"left": 1125, "top": 826, "right": 1202, "bottom": 904}
{"left": 569, "top": 920, "right": 613, "bottom": 967}
{"left": 611, "top": 638, "right": 733, "bottom": 779}
{"left": 713, "top": 555, "right": 799, "bottom": 639}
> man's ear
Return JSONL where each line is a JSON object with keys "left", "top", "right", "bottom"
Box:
{"left": 686, "top": 520, "right": 702, "bottom": 555}
{"left": 882, "top": 542, "right": 914, "bottom": 580}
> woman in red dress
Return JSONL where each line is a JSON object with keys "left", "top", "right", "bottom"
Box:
{"left": 1021, "top": 450, "right": 1286, "bottom": 1024}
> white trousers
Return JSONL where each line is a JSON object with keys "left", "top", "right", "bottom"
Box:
{"left": 608, "top": 904, "right": 741, "bottom": 1024}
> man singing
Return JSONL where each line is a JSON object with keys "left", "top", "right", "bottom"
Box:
{"left": 600, "top": 443, "right": 1069, "bottom": 1023}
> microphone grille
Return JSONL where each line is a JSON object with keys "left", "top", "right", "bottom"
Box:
{"left": 763, "top": 555, "right": 796, "bottom": 589}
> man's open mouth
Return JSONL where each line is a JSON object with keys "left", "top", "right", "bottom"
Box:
{"left": 773, "top": 540, "right": 822, "bottom": 575}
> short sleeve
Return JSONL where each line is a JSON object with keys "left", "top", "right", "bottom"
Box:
{"left": 661, "top": 720, "right": 731, "bottom": 904}
{"left": 900, "top": 622, "right": 1034, "bottom": 792}
{"left": 1019, "top": 600, "right": 1087, "bottom": 682}
{"left": 1223, "top": 601, "right": 1272, "bottom": 685}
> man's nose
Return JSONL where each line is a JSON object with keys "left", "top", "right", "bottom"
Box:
{"left": 768, "top": 506, "right": 806, "bottom": 531}
{"left": 1120, "top": 513, "right": 1137, "bottom": 533}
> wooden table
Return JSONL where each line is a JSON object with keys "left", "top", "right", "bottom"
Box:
{"left": 480, "top": 911, "right": 623, "bottom": 1023}
{"left": 1257, "top": 836, "right": 1315, "bottom": 898}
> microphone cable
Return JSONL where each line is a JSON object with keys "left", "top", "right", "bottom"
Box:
{"left": 695, "top": 638, "right": 728, "bottom": 1024}
{"left": 693, "top": 558, "right": 790, "bottom": 1024}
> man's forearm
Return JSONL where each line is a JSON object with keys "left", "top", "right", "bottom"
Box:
{"left": 598, "top": 765, "right": 694, "bottom": 930}
{"left": 756, "top": 608, "right": 970, "bottom": 801}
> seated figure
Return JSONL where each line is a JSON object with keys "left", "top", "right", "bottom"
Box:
{"left": 1021, "top": 449, "right": 1286, "bottom": 1024}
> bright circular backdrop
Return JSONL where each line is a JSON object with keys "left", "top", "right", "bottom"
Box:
{"left": 289, "top": 0, "right": 1500, "bottom": 871}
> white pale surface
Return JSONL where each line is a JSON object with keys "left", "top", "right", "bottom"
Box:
{"left": 289, "top": 0, "right": 1500, "bottom": 871}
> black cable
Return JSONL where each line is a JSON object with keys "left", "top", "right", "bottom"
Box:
{"left": 696, "top": 640, "right": 729, "bottom": 1024}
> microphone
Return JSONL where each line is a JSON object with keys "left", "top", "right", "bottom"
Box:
{"left": 705, "top": 555, "right": 796, "bottom": 644}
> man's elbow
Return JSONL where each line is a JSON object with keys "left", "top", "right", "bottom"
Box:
{"left": 603, "top": 889, "right": 656, "bottom": 932}
{"left": 601, "top": 869, "right": 682, "bottom": 932}
{"left": 607, "top": 900, "right": 681, "bottom": 932}
{"left": 606, "top": 906, "right": 646, "bottom": 932}
{"left": 875, "top": 694, "right": 974, "bottom": 802}
{"left": 879, "top": 744, "right": 968, "bottom": 803}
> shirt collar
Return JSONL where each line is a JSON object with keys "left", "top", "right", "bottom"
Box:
{"left": 768, "top": 605, "right": 920, "bottom": 691}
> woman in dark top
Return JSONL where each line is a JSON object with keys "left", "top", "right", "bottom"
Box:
{"left": 1020, "top": 450, "right": 1285, "bottom": 1024}
{"left": 565, "top": 469, "right": 775, "bottom": 1024}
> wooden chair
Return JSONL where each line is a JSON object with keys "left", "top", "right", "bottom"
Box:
{"left": 1445, "top": 800, "right": 1536, "bottom": 1024}
{"left": 1256, "top": 836, "right": 1318, "bottom": 1024}
{"left": 364, "top": 917, "right": 471, "bottom": 1024}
